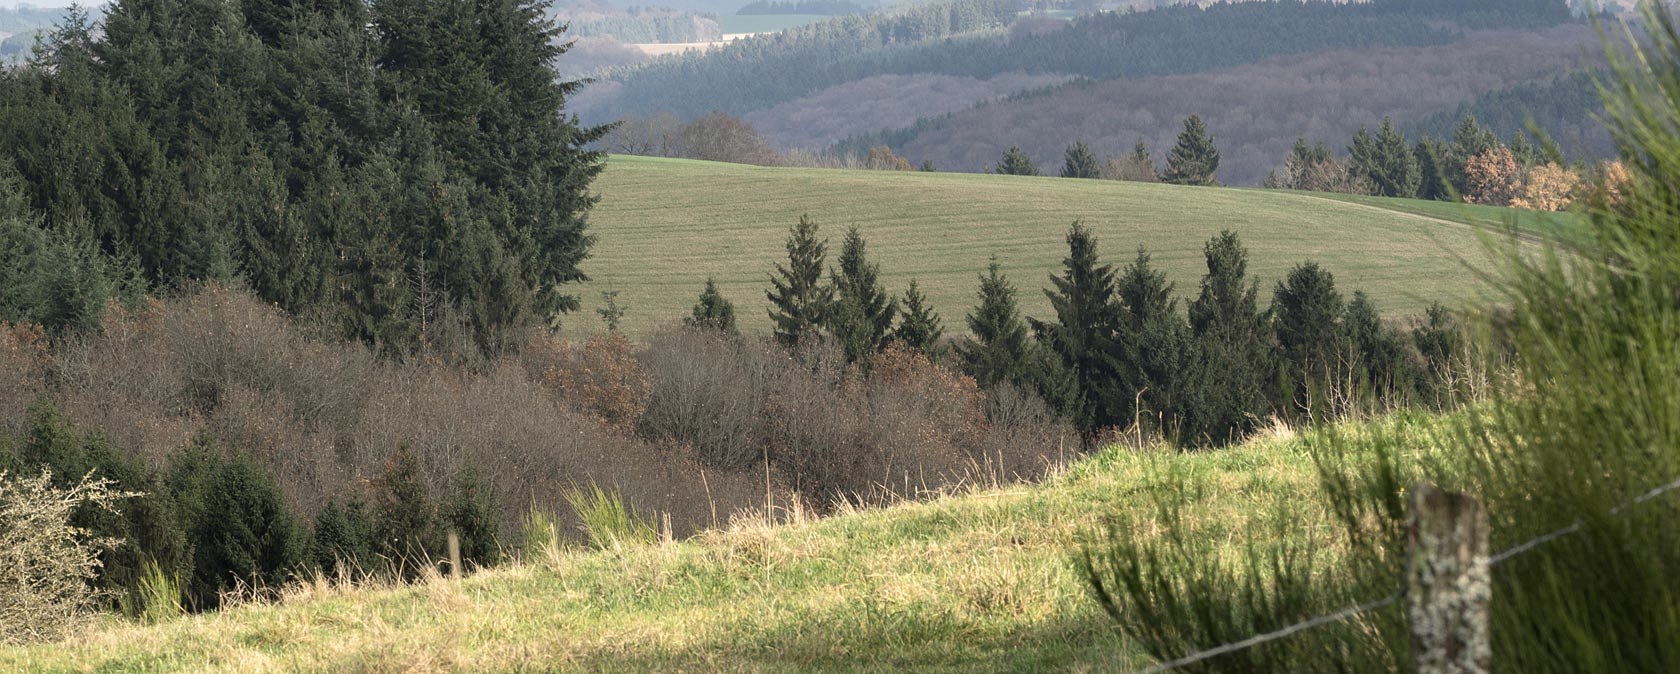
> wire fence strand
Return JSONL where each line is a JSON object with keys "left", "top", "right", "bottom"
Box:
{"left": 1123, "top": 473, "right": 1680, "bottom": 674}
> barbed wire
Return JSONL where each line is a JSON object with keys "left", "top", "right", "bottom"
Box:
{"left": 1123, "top": 473, "right": 1680, "bottom": 674}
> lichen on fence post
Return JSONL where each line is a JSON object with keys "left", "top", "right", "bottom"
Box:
{"left": 1406, "top": 482, "right": 1491, "bottom": 674}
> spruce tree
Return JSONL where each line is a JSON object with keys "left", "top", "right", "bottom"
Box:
{"left": 1030, "top": 222, "right": 1123, "bottom": 437}
{"left": 829, "top": 227, "right": 896, "bottom": 363}
{"left": 1061, "top": 141, "right": 1100, "bottom": 179}
{"left": 892, "top": 279, "right": 944, "bottom": 356}
{"left": 958, "top": 258, "right": 1031, "bottom": 389}
{"left": 766, "top": 215, "right": 833, "bottom": 348}
{"left": 688, "top": 277, "right": 738, "bottom": 334}
{"left": 1414, "top": 137, "right": 1454, "bottom": 202}
{"left": 166, "top": 437, "right": 304, "bottom": 609}
{"left": 1349, "top": 118, "right": 1420, "bottom": 198}
{"left": 1181, "top": 231, "right": 1273, "bottom": 446}
{"left": 1343, "top": 290, "right": 1407, "bottom": 399}
{"left": 1509, "top": 130, "right": 1536, "bottom": 166}
{"left": 1272, "top": 261, "right": 1345, "bottom": 415}
{"left": 1448, "top": 114, "right": 1498, "bottom": 195}
{"left": 1113, "top": 248, "right": 1186, "bottom": 431}
{"left": 1131, "top": 137, "right": 1155, "bottom": 174}
{"left": 1162, "top": 115, "right": 1220, "bottom": 186}
{"left": 994, "top": 146, "right": 1040, "bottom": 176}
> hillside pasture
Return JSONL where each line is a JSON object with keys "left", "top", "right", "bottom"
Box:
{"left": 572, "top": 155, "right": 1561, "bottom": 338}
{"left": 0, "top": 410, "right": 1436, "bottom": 672}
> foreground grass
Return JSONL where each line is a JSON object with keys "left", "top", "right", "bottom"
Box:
{"left": 0, "top": 414, "right": 1452, "bottom": 673}
{"left": 578, "top": 156, "right": 1564, "bottom": 337}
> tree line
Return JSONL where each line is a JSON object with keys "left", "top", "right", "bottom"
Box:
{"left": 693, "top": 215, "right": 1472, "bottom": 449}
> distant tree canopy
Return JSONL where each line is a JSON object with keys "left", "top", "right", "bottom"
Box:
{"left": 590, "top": 0, "right": 1570, "bottom": 123}
{"left": 736, "top": 0, "right": 866, "bottom": 15}
{"left": 0, "top": 0, "right": 605, "bottom": 354}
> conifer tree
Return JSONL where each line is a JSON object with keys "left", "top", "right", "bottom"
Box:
{"left": 1448, "top": 114, "right": 1499, "bottom": 195}
{"left": 994, "top": 146, "right": 1040, "bottom": 176}
{"left": 1030, "top": 222, "right": 1123, "bottom": 437}
{"left": 1509, "top": 130, "right": 1537, "bottom": 166}
{"left": 958, "top": 258, "right": 1031, "bottom": 389}
{"left": 766, "top": 215, "right": 833, "bottom": 348}
{"left": 1270, "top": 260, "right": 1350, "bottom": 388}
{"left": 829, "top": 226, "right": 896, "bottom": 363}
{"left": 1342, "top": 290, "right": 1407, "bottom": 398}
{"left": 370, "top": 445, "right": 437, "bottom": 570}
{"left": 892, "top": 279, "right": 944, "bottom": 356}
{"left": 1414, "top": 137, "right": 1454, "bottom": 201}
{"left": 1061, "top": 141, "right": 1100, "bottom": 179}
{"left": 1349, "top": 118, "right": 1420, "bottom": 198}
{"left": 688, "top": 277, "right": 738, "bottom": 334}
{"left": 1163, "top": 115, "right": 1220, "bottom": 186}
{"left": 1131, "top": 137, "right": 1156, "bottom": 175}
{"left": 1113, "top": 248, "right": 1186, "bottom": 431}
{"left": 1181, "top": 231, "right": 1273, "bottom": 446}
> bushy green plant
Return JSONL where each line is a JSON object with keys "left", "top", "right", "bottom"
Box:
{"left": 165, "top": 437, "right": 304, "bottom": 609}
{"left": 562, "top": 483, "right": 657, "bottom": 550}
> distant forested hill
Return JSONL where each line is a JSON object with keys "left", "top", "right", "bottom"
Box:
{"left": 1408, "top": 70, "right": 1612, "bottom": 163}
{"left": 830, "top": 26, "right": 1602, "bottom": 184}
{"left": 578, "top": 0, "right": 1576, "bottom": 123}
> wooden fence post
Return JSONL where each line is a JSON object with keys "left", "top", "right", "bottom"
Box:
{"left": 1407, "top": 483, "right": 1491, "bottom": 674}
{"left": 446, "top": 529, "right": 462, "bottom": 579}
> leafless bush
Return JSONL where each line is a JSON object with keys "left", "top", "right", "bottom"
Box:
{"left": 0, "top": 321, "right": 47, "bottom": 427}
{"left": 638, "top": 327, "right": 1072, "bottom": 509}
{"left": 31, "top": 287, "right": 766, "bottom": 542}
{"left": 667, "top": 112, "right": 782, "bottom": 166}
{"left": 0, "top": 469, "right": 134, "bottom": 645}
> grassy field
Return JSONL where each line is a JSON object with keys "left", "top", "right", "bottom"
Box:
{"left": 573, "top": 156, "right": 1566, "bottom": 338}
{"left": 0, "top": 413, "right": 1445, "bottom": 672}
{"left": 718, "top": 14, "right": 828, "bottom": 35}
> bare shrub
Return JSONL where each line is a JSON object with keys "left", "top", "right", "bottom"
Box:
{"left": 527, "top": 332, "right": 651, "bottom": 435}
{"left": 668, "top": 112, "right": 782, "bottom": 166}
{"left": 0, "top": 321, "right": 47, "bottom": 425}
{"left": 0, "top": 469, "right": 134, "bottom": 644}
{"left": 639, "top": 327, "right": 774, "bottom": 469}
{"left": 33, "top": 287, "right": 765, "bottom": 546}
{"left": 1464, "top": 145, "right": 1522, "bottom": 205}
{"left": 639, "top": 328, "right": 1072, "bottom": 509}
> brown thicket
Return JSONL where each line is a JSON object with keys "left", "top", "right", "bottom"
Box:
{"left": 0, "top": 287, "right": 1071, "bottom": 546}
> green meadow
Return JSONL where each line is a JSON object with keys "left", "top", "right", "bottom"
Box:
{"left": 574, "top": 156, "right": 1561, "bottom": 338}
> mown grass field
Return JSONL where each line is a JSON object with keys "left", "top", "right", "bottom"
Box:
{"left": 0, "top": 414, "right": 1448, "bottom": 673}
{"left": 573, "top": 156, "right": 1566, "bottom": 338}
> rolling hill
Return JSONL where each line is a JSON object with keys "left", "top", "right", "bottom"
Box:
{"left": 570, "top": 155, "right": 1567, "bottom": 338}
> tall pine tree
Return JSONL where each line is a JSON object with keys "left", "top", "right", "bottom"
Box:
{"left": 1030, "top": 222, "right": 1123, "bottom": 438}
{"left": 892, "top": 279, "right": 943, "bottom": 356}
{"left": 828, "top": 226, "right": 895, "bottom": 363}
{"left": 1181, "top": 231, "right": 1273, "bottom": 446}
{"left": 767, "top": 215, "right": 833, "bottom": 348}
{"left": 1061, "top": 141, "right": 1100, "bottom": 179}
{"left": 958, "top": 258, "right": 1031, "bottom": 390}
{"left": 1162, "top": 115, "right": 1219, "bottom": 186}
